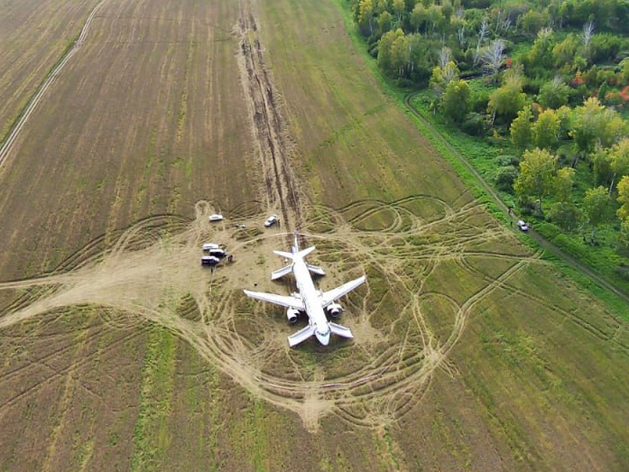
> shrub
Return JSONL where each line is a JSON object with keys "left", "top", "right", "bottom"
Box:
{"left": 614, "top": 263, "right": 629, "bottom": 280}
{"left": 495, "top": 166, "right": 519, "bottom": 192}
{"left": 496, "top": 155, "right": 520, "bottom": 166}
{"left": 461, "top": 112, "right": 487, "bottom": 136}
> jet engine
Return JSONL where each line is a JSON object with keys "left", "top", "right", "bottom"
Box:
{"left": 326, "top": 302, "right": 343, "bottom": 318}
{"left": 286, "top": 308, "right": 299, "bottom": 324}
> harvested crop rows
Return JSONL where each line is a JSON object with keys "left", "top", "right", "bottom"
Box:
{"left": 1, "top": 0, "right": 629, "bottom": 470}
{"left": 0, "top": 196, "right": 545, "bottom": 432}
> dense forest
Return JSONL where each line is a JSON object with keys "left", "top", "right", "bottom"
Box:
{"left": 348, "top": 0, "right": 629, "bottom": 286}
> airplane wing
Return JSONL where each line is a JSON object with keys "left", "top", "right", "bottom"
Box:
{"left": 288, "top": 325, "right": 316, "bottom": 347}
{"left": 320, "top": 275, "right": 366, "bottom": 308}
{"left": 329, "top": 322, "right": 353, "bottom": 339}
{"left": 243, "top": 290, "right": 304, "bottom": 310}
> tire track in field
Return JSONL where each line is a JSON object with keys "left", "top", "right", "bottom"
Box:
{"left": 234, "top": 0, "right": 304, "bottom": 240}
{"left": 1, "top": 197, "right": 561, "bottom": 431}
{"left": 0, "top": 0, "right": 108, "bottom": 169}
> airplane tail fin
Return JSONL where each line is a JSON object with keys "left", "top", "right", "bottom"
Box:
{"left": 292, "top": 231, "right": 300, "bottom": 253}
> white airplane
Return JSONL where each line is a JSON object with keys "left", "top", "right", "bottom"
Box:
{"left": 244, "top": 232, "right": 366, "bottom": 347}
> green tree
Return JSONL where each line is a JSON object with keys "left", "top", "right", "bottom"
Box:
{"left": 358, "top": 0, "right": 375, "bottom": 34}
{"left": 527, "top": 27, "right": 555, "bottom": 71}
{"left": 582, "top": 186, "right": 611, "bottom": 241}
{"left": 538, "top": 77, "right": 571, "bottom": 109}
{"left": 426, "top": 4, "right": 445, "bottom": 33}
{"left": 514, "top": 148, "right": 557, "bottom": 212}
{"left": 552, "top": 33, "right": 579, "bottom": 69}
{"left": 617, "top": 176, "right": 629, "bottom": 221}
{"left": 554, "top": 167, "right": 575, "bottom": 203}
{"left": 619, "top": 218, "right": 629, "bottom": 249}
{"left": 592, "top": 147, "right": 614, "bottom": 187}
{"left": 495, "top": 166, "right": 519, "bottom": 192}
{"left": 518, "top": 10, "right": 545, "bottom": 36}
{"left": 377, "top": 29, "right": 405, "bottom": 75}
{"left": 393, "top": 0, "right": 405, "bottom": 22}
{"left": 549, "top": 202, "right": 582, "bottom": 231}
{"left": 390, "top": 33, "right": 410, "bottom": 77}
{"left": 533, "top": 108, "right": 561, "bottom": 150}
{"left": 410, "top": 4, "right": 428, "bottom": 32}
{"left": 378, "top": 10, "right": 393, "bottom": 34}
{"left": 488, "top": 73, "right": 526, "bottom": 124}
{"left": 619, "top": 57, "right": 629, "bottom": 84}
{"left": 510, "top": 106, "right": 533, "bottom": 151}
{"left": 609, "top": 138, "right": 629, "bottom": 193}
{"left": 570, "top": 97, "right": 626, "bottom": 158}
{"left": 441, "top": 79, "right": 470, "bottom": 123}
{"left": 429, "top": 60, "right": 459, "bottom": 100}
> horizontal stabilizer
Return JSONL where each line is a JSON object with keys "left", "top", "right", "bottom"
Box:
{"left": 307, "top": 264, "right": 325, "bottom": 276}
{"left": 329, "top": 322, "right": 353, "bottom": 339}
{"left": 243, "top": 290, "right": 304, "bottom": 310}
{"left": 297, "top": 246, "right": 316, "bottom": 259}
{"left": 271, "top": 264, "right": 293, "bottom": 280}
{"left": 288, "top": 325, "right": 316, "bottom": 347}
{"left": 273, "top": 250, "right": 294, "bottom": 259}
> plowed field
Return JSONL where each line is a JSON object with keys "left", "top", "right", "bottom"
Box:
{"left": 1, "top": 0, "right": 628, "bottom": 470}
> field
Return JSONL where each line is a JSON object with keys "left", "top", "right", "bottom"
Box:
{"left": 1, "top": 0, "right": 629, "bottom": 470}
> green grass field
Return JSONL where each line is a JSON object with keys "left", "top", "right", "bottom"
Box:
{"left": 0, "top": 0, "right": 629, "bottom": 470}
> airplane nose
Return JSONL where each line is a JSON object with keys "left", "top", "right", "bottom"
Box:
{"left": 316, "top": 331, "right": 330, "bottom": 345}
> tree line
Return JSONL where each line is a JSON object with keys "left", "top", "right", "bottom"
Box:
{"left": 348, "top": 0, "right": 629, "bottom": 279}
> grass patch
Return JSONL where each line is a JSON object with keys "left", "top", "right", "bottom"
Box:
{"left": 131, "top": 325, "right": 177, "bottom": 472}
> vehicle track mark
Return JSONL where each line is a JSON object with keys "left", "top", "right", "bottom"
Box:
{"left": 0, "top": 197, "right": 577, "bottom": 430}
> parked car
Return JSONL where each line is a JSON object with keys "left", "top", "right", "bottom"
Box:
{"left": 202, "top": 243, "right": 220, "bottom": 251}
{"left": 517, "top": 220, "right": 529, "bottom": 232}
{"left": 208, "top": 248, "right": 226, "bottom": 258}
{"left": 209, "top": 214, "right": 223, "bottom": 222}
{"left": 264, "top": 214, "right": 278, "bottom": 227}
{"left": 201, "top": 256, "right": 220, "bottom": 266}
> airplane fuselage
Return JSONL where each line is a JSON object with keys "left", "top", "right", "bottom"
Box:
{"left": 243, "top": 231, "right": 365, "bottom": 347}
{"left": 292, "top": 255, "right": 330, "bottom": 345}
